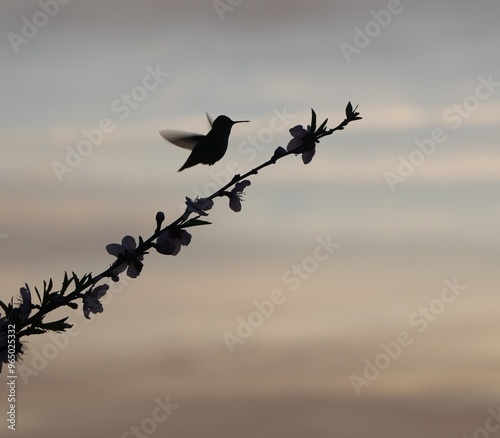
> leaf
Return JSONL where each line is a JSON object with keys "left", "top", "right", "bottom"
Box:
{"left": 42, "top": 278, "right": 53, "bottom": 305}
{"left": 61, "top": 271, "right": 72, "bottom": 294}
{"left": 34, "top": 286, "right": 43, "bottom": 305}
{"left": 310, "top": 108, "right": 317, "bottom": 132}
{"left": 182, "top": 219, "right": 212, "bottom": 228}
{"left": 317, "top": 118, "right": 328, "bottom": 133}
{"left": 39, "top": 317, "right": 73, "bottom": 332}
{"left": 0, "top": 299, "right": 9, "bottom": 315}
{"left": 346, "top": 101, "right": 353, "bottom": 117}
{"left": 34, "top": 284, "right": 42, "bottom": 304}
{"left": 345, "top": 102, "right": 362, "bottom": 121}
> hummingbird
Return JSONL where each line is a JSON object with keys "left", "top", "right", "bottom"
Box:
{"left": 159, "top": 114, "right": 249, "bottom": 171}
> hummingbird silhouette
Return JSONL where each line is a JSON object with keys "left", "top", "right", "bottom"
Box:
{"left": 160, "top": 114, "right": 249, "bottom": 171}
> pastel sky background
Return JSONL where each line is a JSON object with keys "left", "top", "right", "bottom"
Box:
{"left": 1, "top": 1, "right": 499, "bottom": 436}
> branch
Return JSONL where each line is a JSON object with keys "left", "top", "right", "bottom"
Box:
{"left": 0, "top": 103, "right": 362, "bottom": 372}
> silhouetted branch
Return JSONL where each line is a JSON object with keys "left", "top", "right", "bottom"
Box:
{"left": 0, "top": 103, "right": 362, "bottom": 372}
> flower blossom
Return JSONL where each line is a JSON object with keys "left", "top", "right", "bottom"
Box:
{"left": 185, "top": 197, "right": 214, "bottom": 216}
{"left": 286, "top": 125, "right": 316, "bottom": 164}
{"left": 227, "top": 180, "right": 251, "bottom": 212}
{"left": 106, "top": 235, "right": 144, "bottom": 279}
{"left": 156, "top": 229, "right": 192, "bottom": 256}
{"left": 83, "top": 284, "right": 109, "bottom": 319}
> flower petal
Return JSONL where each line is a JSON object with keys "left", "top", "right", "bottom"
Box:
{"left": 287, "top": 137, "right": 304, "bottom": 152}
{"left": 229, "top": 196, "right": 242, "bottom": 212}
{"left": 121, "top": 235, "right": 137, "bottom": 251}
{"left": 179, "top": 230, "right": 192, "bottom": 246}
{"left": 156, "top": 230, "right": 181, "bottom": 255}
{"left": 106, "top": 243, "right": 123, "bottom": 256}
{"left": 126, "top": 260, "right": 142, "bottom": 278}
{"left": 111, "top": 261, "right": 128, "bottom": 275}
{"left": 186, "top": 197, "right": 214, "bottom": 216}
{"left": 302, "top": 148, "right": 316, "bottom": 164}
{"left": 233, "top": 180, "right": 251, "bottom": 192}
{"left": 289, "top": 125, "right": 308, "bottom": 138}
{"left": 198, "top": 197, "right": 214, "bottom": 211}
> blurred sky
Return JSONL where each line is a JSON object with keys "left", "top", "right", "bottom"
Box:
{"left": 1, "top": 1, "right": 500, "bottom": 437}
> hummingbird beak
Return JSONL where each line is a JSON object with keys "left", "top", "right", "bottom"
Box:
{"left": 233, "top": 120, "right": 250, "bottom": 124}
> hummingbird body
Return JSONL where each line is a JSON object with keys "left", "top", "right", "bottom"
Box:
{"left": 160, "top": 115, "right": 249, "bottom": 171}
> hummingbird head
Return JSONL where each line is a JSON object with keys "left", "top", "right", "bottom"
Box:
{"left": 213, "top": 115, "right": 249, "bottom": 130}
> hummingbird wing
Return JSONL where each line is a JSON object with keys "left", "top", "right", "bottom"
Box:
{"left": 159, "top": 130, "right": 204, "bottom": 151}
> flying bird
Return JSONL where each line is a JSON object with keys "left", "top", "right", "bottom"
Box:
{"left": 160, "top": 114, "right": 249, "bottom": 171}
